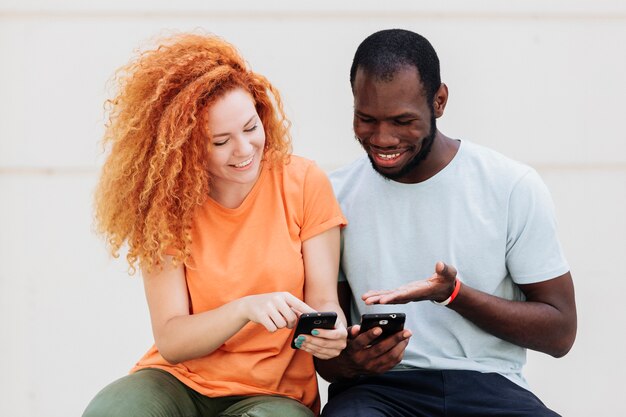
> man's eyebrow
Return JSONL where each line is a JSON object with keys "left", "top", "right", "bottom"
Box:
{"left": 354, "top": 110, "right": 373, "bottom": 118}
{"left": 212, "top": 115, "right": 257, "bottom": 138}
{"left": 392, "top": 113, "right": 419, "bottom": 119}
{"left": 354, "top": 110, "right": 418, "bottom": 120}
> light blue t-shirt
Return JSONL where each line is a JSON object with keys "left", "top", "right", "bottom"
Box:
{"left": 330, "top": 140, "right": 569, "bottom": 388}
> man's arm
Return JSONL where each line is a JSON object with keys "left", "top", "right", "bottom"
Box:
{"left": 314, "top": 281, "right": 412, "bottom": 382}
{"left": 363, "top": 262, "right": 577, "bottom": 358}
{"left": 450, "top": 271, "right": 576, "bottom": 357}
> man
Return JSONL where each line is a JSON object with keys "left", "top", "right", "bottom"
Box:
{"left": 316, "top": 29, "right": 577, "bottom": 417}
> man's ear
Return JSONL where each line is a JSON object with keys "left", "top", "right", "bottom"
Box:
{"left": 432, "top": 83, "right": 448, "bottom": 118}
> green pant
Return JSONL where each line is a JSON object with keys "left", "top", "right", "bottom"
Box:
{"left": 82, "top": 368, "right": 314, "bottom": 417}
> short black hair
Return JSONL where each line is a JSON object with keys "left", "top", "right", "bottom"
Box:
{"left": 350, "top": 29, "right": 441, "bottom": 103}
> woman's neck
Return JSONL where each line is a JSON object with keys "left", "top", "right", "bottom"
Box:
{"left": 208, "top": 164, "right": 263, "bottom": 209}
{"left": 208, "top": 183, "right": 252, "bottom": 209}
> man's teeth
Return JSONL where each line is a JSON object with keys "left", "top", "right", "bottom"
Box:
{"left": 234, "top": 157, "right": 253, "bottom": 168}
{"left": 378, "top": 153, "right": 400, "bottom": 160}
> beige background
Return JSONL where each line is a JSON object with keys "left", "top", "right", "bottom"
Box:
{"left": 1, "top": 1, "right": 625, "bottom": 416}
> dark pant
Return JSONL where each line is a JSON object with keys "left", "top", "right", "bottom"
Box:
{"left": 82, "top": 368, "right": 313, "bottom": 417}
{"left": 321, "top": 369, "right": 561, "bottom": 417}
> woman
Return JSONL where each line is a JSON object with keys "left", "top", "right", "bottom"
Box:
{"left": 83, "top": 32, "right": 347, "bottom": 417}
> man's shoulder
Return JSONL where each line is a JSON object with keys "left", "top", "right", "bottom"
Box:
{"left": 328, "top": 156, "right": 370, "bottom": 191}
{"left": 461, "top": 140, "right": 533, "bottom": 182}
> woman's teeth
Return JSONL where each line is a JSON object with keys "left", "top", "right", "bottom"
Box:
{"left": 234, "top": 157, "right": 253, "bottom": 168}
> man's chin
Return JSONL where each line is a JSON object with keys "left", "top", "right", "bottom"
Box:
{"left": 367, "top": 155, "right": 405, "bottom": 180}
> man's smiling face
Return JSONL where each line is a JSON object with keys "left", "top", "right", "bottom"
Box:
{"left": 352, "top": 66, "right": 436, "bottom": 183}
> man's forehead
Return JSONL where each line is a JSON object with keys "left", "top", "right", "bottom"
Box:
{"left": 352, "top": 66, "right": 428, "bottom": 109}
{"left": 354, "top": 64, "right": 422, "bottom": 85}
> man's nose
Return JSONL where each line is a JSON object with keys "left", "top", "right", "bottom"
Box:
{"left": 369, "top": 123, "right": 399, "bottom": 148}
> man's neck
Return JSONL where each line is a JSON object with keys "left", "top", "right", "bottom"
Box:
{"left": 397, "top": 133, "right": 459, "bottom": 184}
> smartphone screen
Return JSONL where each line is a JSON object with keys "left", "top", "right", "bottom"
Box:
{"left": 359, "top": 313, "right": 406, "bottom": 345}
{"left": 290, "top": 312, "right": 337, "bottom": 349}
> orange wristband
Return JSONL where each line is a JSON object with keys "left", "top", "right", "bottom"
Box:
{"left": 432, "top": 279, "right": 462, "bottom": 306}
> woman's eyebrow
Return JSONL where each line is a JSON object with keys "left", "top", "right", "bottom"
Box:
{"left": 212, "top": 115, "right": 257, "bottom": 138}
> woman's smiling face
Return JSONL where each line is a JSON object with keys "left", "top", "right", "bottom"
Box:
{"left": 206, "top": 88, "right": 266, "bottom": 196}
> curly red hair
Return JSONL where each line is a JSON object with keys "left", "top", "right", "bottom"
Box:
{"left": 94, "top": 33, "right": 292, "bottom": 273}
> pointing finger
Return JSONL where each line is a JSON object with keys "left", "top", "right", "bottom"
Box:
{"left": 286, "top": 294, "right": 315, "bottom": 314}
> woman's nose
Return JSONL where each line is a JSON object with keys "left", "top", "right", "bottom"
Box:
{"left": 233, "top": 136, "right": 253, "bottom": 155}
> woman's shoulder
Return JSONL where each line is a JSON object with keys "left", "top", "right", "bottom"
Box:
{"left": 277, "top": 154, "right": 323, "bottom": 178}
{"left": 269, "top": 155, "right": 330, "bottom": 192}
{"left": 285, "top": 154, "right": 315, "bottom": 170}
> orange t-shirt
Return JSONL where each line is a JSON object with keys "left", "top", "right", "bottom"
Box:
{"left": 132, "top": 156, "right": 346, "bottom": 414}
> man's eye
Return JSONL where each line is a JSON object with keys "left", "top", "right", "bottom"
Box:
{"left": 357, "top": 117, "right": 375, "bottom": 124}
{"left": 394, "top": 120, "right": 413, "bottom": 126}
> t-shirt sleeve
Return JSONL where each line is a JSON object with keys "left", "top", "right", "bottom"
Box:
{"left": 505, "top": 168, "right": 569, "bottom": 284}
{"left": 299, "top": 162, "right": 347, "bottom": 242}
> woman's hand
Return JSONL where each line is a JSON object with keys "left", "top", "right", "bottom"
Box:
{"left": 240, "top": 292, "right": 314, "bottom": 332}
{"left": 299, "top": 226, "right": 349, "bottom": 359}
{"left": 294, "top": 322, "right": 348, "bottom": 360}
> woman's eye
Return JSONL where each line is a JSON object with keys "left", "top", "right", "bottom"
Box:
{"left": 244, "top": 124, "right": 258, "bottom": 133}
{"left": 213, "top": 139, "right": 229, "bottom": 146}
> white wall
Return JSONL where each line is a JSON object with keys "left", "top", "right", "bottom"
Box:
{"left": 1, "top": 1, "right": 625, "bottom": 416}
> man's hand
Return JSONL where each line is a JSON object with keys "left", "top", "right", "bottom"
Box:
{"left": 362, "top": 261, "right": 457, "bottom": 305}
{"left": 336, "top": 324, "right": 412, "bottom": 378}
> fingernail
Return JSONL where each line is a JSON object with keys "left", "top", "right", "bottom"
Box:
{"left": 311, "top": 330, "right": 320, "bottom": 336}
{"left": 297, "top": 336, "right": 305, "bottom": 342}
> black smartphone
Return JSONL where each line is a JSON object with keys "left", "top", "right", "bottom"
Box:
{"left": 290, "top": 312, "right": 337, "bottom": 349}
{"left": 359, "top": 313, "right": 406, "bottom": 345}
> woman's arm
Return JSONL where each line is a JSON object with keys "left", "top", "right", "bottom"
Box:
{"left": 142, "top": 257, "right": 313, "bottom": 364}
{"left": 297, "top": 226, "right": 348, "bottom": 359}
